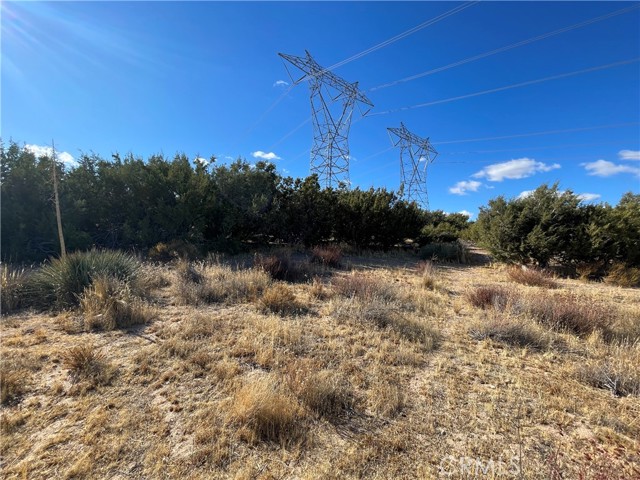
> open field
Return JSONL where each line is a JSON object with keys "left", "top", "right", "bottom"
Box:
{"left": 1, "top": 252, "right": 639, "bottom": 479}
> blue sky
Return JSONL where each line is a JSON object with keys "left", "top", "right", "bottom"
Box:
{"left": 2, "top": 1, "right": 639, "bottom": 218}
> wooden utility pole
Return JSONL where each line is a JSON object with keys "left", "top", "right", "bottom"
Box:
{"left": 51, "top": 140, "right": 66, "bottom": 258}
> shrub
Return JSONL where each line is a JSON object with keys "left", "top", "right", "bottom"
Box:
{"left": 174, "top": 263, "right": 270, "bottom": 306}
{"left": 311, "top": 245, "right": 342, "bottom": 268}
{"left": 524, "top": 294, "right": 613, "bottom": 337}
{"left": 333, "top": 274, "right": 396, "bottom": 301}
{"left": 469, "top": 317, "right": 554, "bottom": 351}
{"left": 26, "top": 250, "right": 141, "bottom": 310}
{"left": 1, "top": 265, "right": 28, "bottom": 315}
{"left": 577, "top": 346, "right": 640, "bottom": 397}
{"left": 254, "top": 253, "right": 311, "bottom": 283}
{"left": 604, "top": 262, "right": 640, "bottom": 288}
{"left": 148, "top": 239, "right": 200, "bottom": 261}
{"left": 419, "top": 241, "right": 470, "bottom": 263}
{"left": 507, "top": 266, "right": 558, "bottom": 288}
{"left": 62, "top": 344, "right": 111, "bottom": 385}
{"left": 80, "top": 276, "right": 154, "bottom": 331}
{"left": 260, "top": 284, "right": 306, "bottom": 316}
{"left": 466, "top": 285, "right": 511, "bottom": 310}
{"left": 230, "top": 375, "right": 304, "bottom": 444}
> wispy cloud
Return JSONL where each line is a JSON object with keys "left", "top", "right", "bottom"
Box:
{"left": 577, "top": 193, "right": 601, "bottom": 202}
{"left": 273, "top": 80, "right": 289, "bottom": 88}
{"left": 472, "top": 158, "right": 560, "bottom": 182}
{"left": 582, "top": 159, "right": 640, "bottom": 177}
{"left": 252, "top": 150, "right": 281, "bottom": 161}
{"left": 619, "top": 149, "right": 640, "bottom": 161}
{"left": 449, "top": 180, "right": 481, "bottom": 195}
{"left": 25, "top": 144, "right": 76, "bottom": 167}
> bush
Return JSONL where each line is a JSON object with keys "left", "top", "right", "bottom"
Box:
{"left": 80, "top": 276, "right": 154, "bottom": 331}
{"left": 507, "top": 266, "right": 558, "bottom": 288}
{"left": 260, "top": 284, "right": 306, "bottom": 316}
{"left": 524, "top": 294, "right": 613, "bottom": 337}
{"left": 311, "top": 245, "right": 342, "bottom": 268}
{"left": 230, "top": 375, "right": 305, "bottom": 444}
{"left": 466, "top": 285, "right": 511, "bottom": 310}
{"left": 469, "top": 317, "right": 554, "bottom": 351}
{"left": 26, "top": 250, "right": 141, "bottom": 310}
{"left": 577, "top": 346, "right": 640, "bottom": 397}
{"left": 604, "top": 263, "right": 640, "bottom": 288}
{"left": 1, "top": 265, "right": 28, "bottom": 315}
{"left": 148, "top": 239, "right": 200, "bottom": 261}
{"left": 254, "top": 253, "right": 311, "bottom": 283}
{"left": 416, "top": 260, "right": 438, "bottom": 290}
{"left": 333, "top": 274, "right": 396, "bottom": 301}
{"left": 419, "top": 241, "right": 470, "bottom": 263}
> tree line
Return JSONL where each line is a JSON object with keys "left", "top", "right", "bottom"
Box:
{"left": 1, "top": 141, "right": 470, "bottom": 262}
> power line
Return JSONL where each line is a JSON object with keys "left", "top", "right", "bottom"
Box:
{"left": 324, "top": 1, "right": 478, "bottom": 73}
{"left": 369, "top": 58, "right": 640, "bottom": 116}
{"left": 370, "top": 3, "right": 640, "bottom": 91}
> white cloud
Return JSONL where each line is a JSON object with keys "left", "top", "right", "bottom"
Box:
{"left": 577, "top": 193, "right": 601, "bottom": 202}
{"left": 618, "top": 149, "right": 640, "bottom": 161}
{"left": 252, "top": 150, "right": 281, "bottom": 161}
{"left": 195, "top": 157, "right": 208, "bottom": 166}
{"left": 582, "top": 159, "right": 640, "bottom": 177}
{"left": 472, "top": 158, "right": 560, "bottom": 182}
{"left": 273, "top": 80, "right": 289, "bottom": 88}
{"left": 517, "top": 190, "right": 534, "bottom": 199}
{"left": 25, "top": 144, "right": 76, "bottom": 167}
{"left": 458, "top": 210, "right": 473, "bottom": 219}
{"left": 448, "top": 180, "right": 481, "bottom": 195}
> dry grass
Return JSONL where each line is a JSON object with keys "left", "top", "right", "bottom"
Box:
{"left": 229, "top": 375, "right": 305, "bottom": 444}
{"left": 260, "top": 283, "right": 307, "bottom": 316}
{"left": 416, "top": 260, "right": 439, "bottom": 290}
{"left": 80, "top": 276, "right": 155, "bottom": 330}
{"left": 0, "top": 365, "right": 26, "bottom": 406}
{"left": 507, "top": 265, "right": 558, "bottom": 288}
{"left": 62, "top": 344, "right": 111, "bottom": 386}
{"left": 466, "top": 284, "right": 511, "bottom": 310}
{"left": 253, "top": 252, "right": 312, "bottom": 282}
{"left": 1, "top": 252, "right": 639, "bottom": 479}
{"left": 1, "top": 265, "right": 27, "bottom": 315}
{"left": 311, "top": 245, "right": 342, "bottom": 268}
{"left": 604, "top": 262, "right": 640, "bottom": 288}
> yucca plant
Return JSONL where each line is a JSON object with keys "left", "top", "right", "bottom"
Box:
{"left": 1, "top": 265, "right": 28, "bottom": 315}
{"left": 26, "top": 250, "right": 141, "bottom": 310}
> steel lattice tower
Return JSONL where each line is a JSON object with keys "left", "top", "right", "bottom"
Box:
{"left": 279, "top": 50, "right": 373, "bottom": 188}
{"left": 387, "top": 122, "right": 438, "bottom": 209}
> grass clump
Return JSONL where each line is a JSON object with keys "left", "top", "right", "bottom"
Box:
{"left": 466, "top": 285, "right": 511, "bottom": 310}
{"left": 469, "top": 316, "right": 555, "bottom": 351}
{"left": 80, "top": 276, "right": 155, "bottom": 331}
{"left": 260, "top": 284, "right": 306, "bottom": 316}
{"left": 524, "top": 294, "right": 613, "bottom": 337}
{"left": 311, "top": 245, "right": 342, "bottom": 268}
{"left": 604, "top": 262, "right": 640, "bottom": 288}
{"left": 174, "top": 262, "right": 270, "bottom": 306}
{"left": 1, "top": 265, "right": 28, "bottom": 315}
{"left": 229, "top": 375, "right": 305, "bottom": 444}
{"left": 577, "top": 345, "right": 640, "bottom": 397}
{"left": 507, "top": 266, "right": 558, "bottom": 288}
{"left": 62, "top": 344, "right": 111, "bottom": 386}
{"left": 416, "top": 260, "right": 439, "bottom": 290}
{"left": 26, "top": 250, "right": 141, "bottom": 310}
{"left": 333, "top": 273, "right": 396, "bottom": 301}
{"left": 0, "top": 365, "right": 27, "bottom": 406}
{"left": 290, "top": 368, "right": 355, "bottom": 418}
{"left": 419, "top": 241, "right": 470, "bottom": 263}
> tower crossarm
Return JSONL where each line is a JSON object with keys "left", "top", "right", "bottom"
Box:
{"left": 278, "top": 51, "right": 373, "bottom": 111}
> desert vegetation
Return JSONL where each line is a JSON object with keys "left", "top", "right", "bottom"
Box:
{"left": 1, "top": 246, "right": 639, "bottom": 479}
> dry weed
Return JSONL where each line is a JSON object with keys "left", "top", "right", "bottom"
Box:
{"left": 507, "top": 265, "right": 558, "bottom": 288}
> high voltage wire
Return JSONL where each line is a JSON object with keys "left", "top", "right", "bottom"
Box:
{"left": 323, "top": 1, "right": 478, "bottom": 73}
{"left": 263, "top": 2, "right": 477, "bottom": 151}
{"left": 370, "top": 3, "right": 640, "bottom": 92}
{"left": 369, "top": 58, "right": 640, "bottom": 116}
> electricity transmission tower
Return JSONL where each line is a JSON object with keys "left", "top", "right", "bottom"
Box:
{"left": 387, "top": 122, "right": 438, "bottom": 209}
{"left": 278, "top": 50, "right": 373, "bottom": 188}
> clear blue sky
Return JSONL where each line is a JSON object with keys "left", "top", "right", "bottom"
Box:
{"left": 2, "top": 1, "right": 639, "bottom": 217}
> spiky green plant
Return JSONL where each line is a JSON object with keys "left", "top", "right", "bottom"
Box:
{"left": 1, "top": 265, "right": 28, "bottom": 315}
